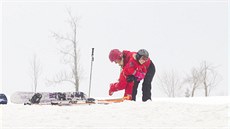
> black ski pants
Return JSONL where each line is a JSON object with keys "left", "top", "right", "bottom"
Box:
{"left": 132, "top": 60, "right": 156, "bottom": 102}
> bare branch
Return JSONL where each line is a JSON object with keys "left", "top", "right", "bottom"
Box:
{"left": 57, "top": 47, "right": 75, "bottom": 58}
{"left": 48, "top": 71, "right": 75, "bottom": 85}
{"left": 157, "top": 70, "right": 182, "bottom": 97}
{"left": 29, "top": 54, "right": 42, "bottom": 92}
{"left": 52, "top": 32, "right": 75, "bottom": 44}
{"left": 50, "top": 10, "right": 81, "bottom": 92}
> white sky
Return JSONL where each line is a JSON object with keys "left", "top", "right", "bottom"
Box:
{"left": 1, "top": 0, "right": 229, "bottom": 98}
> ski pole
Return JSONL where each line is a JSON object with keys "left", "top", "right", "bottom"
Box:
{"left": 88, "top": 48, "right": 94, "bottom": 98}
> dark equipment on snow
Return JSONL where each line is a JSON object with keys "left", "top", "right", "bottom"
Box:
{"left": 0, "top": 94, "right": 8, "bottom": 104}
{"left": 30, "top": 93, "right": 42, "bottom": 104}
{"left": 74, "top": 92, "right": 86, "bottom": 100}
{"left": 86, "top": 98, "right": 95, "bottom": 103}
{"left": 57, "top": 92, "right": 66, "bottom": 100}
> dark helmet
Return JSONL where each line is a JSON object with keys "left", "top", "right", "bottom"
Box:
{"left": 109, "top": 49, "right": 122, "bottom": 62}
{"left": 136, "top": 49, "right": 149, "bottom": 61}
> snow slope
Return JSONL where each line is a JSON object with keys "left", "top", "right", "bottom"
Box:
{"left": 0, "top": 96, "right": 229, "bottom": 129}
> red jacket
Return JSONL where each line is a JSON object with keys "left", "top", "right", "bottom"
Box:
{"left": 122, "top": 50, "right": 150, "bottom": 75}
{"left": 111, "top": 51, "right": 148, "bottom": 98}
{"left": 112, "top": 71, "right": 134, "bottom": 98}
{"left": 122, "top": 50, "right": 133, "bottom": 68}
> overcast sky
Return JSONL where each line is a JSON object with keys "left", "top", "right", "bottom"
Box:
{"left": 1, "top": 0, "right": 228, "bottom": 98}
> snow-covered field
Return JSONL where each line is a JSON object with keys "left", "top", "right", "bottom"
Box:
{"left": 0, "top": 96, "right": 230, "bottom": 129}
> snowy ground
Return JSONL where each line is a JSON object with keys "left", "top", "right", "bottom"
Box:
{"left": 0, "top": 96, "right": 230, "bottom": 129}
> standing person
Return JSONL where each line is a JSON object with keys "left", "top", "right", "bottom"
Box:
{"left": 132, "top": 49, "right": 156, "bottom": 101}
{"left": 109, "top": 49, "right": 156, "bottom": 101}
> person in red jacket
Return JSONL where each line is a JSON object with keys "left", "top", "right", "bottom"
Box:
{"left": 108, "top": 51, "right": 147, "bottom": 100}
{"left": 109, "top": 49, "right": 155, "bottom": 101}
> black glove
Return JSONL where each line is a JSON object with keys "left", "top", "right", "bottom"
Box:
{"left": 126, "top": 75, "right": 136, "bottom": 82}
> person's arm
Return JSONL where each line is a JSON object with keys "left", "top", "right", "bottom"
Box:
{"left": 109, "top": 71, "right": 128, "bottom": 95}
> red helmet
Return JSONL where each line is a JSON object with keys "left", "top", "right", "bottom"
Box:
{"left": 109, "top": 49, "right": 122, "bottom": 62}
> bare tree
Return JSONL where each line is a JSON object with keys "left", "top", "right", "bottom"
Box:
{"left": 184, "top": 67, "right": 202, "bottom": 97}
{"left": 51, "top": 9, "right": 81, "bottom": 92}
{"left": 157, "top": 70, "right": 183, "bottom": 97}
{"left": 30, "top": 54, "right": 42, "bottom": 93}
{"left": 199, "top": 61, "right": 220, "bottom": 96}
{"left": 185, "top": 61, "right": 221, "bottom": 97}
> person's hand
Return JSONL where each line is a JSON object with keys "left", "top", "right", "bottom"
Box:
{"left": 126, "top": 75, "right": 136, "bottom": 82}
{"left": 109, "top": 83, "right": 118, "bottom": 96}
{"left": 135, "top": 71, "right": 145, "bottom": 81}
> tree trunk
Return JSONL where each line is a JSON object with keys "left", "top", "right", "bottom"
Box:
{"left": 191, "top": 83, "right": 196, "bottom": 97}
{"left": 191, "top": 88, "right": 195, "bottom": 97}
{"left": 203, "top": 61, "right": 208, "bottom": 97}
{"left": 73, "top": 24, "right": 79, "bottom": 92}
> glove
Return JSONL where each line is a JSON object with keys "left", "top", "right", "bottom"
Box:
{"left": 126, "top": 75, "right": 136, "bottom": 82}
{"left": 134, "top": 71, "right": 145, "bottom": 81}
{"left": 109, "top": 83, "right": 118, "bottom": 96}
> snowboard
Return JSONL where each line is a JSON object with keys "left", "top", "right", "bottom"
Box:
{"left": 10, "top": 91, "right": 125, "bottom": 105}
{"left": 10, "top": 91, "right": 87, "bottom": 104}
